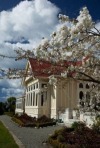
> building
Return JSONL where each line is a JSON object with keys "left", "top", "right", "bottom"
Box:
{"left": 15, "top": 96, "right": 25, "bottom": 115}
{"left": 15, "top": 58, "right": 99, "bottom": 125}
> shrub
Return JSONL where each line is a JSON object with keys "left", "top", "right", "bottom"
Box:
{"left": 48, "top": 138, "right": 59, "bottom": 148}
{"left": 71, "top": 121, "right": 86, "bottom": 131}
{"left": 48, "top": 124, "right": 100, "bottom": 148}
{"left": 37, "top": 115, "right": 53, "bottom": 123}
{"left": 57, "top": 135, "right": 65, "bottom": 142}
{"left": 24, "top": 123, "right": 36, "bottom": 127}
{"left": 19, "top": 113, "right": 34, "bottom": 121}
{"left": 37, "top": 122, "right": 56, "bottom": 128}
{"left": 92, "top": 115, "right": 100, "bottom": 134}
{"left": 12, "top": 114, "right": 56, "bottom": 128}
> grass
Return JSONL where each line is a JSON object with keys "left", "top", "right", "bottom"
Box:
{"left": 0, "top": 121, "right": 19, "bottom": 148}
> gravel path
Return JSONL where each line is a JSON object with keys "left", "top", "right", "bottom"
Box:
{"left": 0, "top": 115, "right": 62, "bottom": 148}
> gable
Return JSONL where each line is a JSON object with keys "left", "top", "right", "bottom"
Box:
{"left": 22, "top": 61, "right": 33, "bottom": 85}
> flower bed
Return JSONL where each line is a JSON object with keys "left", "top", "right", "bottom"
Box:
{"left": 48, "top": 122, "right": 100, "bottom": 148}
{"left": 12, "top": 114, "right": 56, "bottom": 127}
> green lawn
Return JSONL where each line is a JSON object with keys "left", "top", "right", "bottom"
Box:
{"left": 0, "top": 121, "right": 19, "bottom": 148}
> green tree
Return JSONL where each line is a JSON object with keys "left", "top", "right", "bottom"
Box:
{"left": 7, "top": 97, "right": 16, "bottom": 113}
{"left": 0, "top": 102, "right": 4, "bottom": 115}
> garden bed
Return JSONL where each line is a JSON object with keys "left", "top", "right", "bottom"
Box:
{"left": 12, "top": 114, "right": 56, "bottom": 128}
{"left": 48, "top": 121, "right": 100, "bottom": 148}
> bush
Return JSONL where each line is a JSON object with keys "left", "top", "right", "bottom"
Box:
{"left": 37, "top": 122, "right": 56, "bottom": 128}
{"left": 57, "top": 135, "right": 65, "bottom": 142}
{"left": 92, "top": 115, "right": 100, "bottom": 134}
{"left": 48, "top": 124, "right": 100, "bottom": 148}
{"left": 71, "top": 121, "right": 86, "bottom": 131}
{"left": 18, "top": 113, "right": 34, "bottom": 121}
{"left": 48, "top": 138, "right": 59, "bottom": 148}
{"left": 37, "top": 115, "right": 53, "bottom": 123}
{"left": 12, "top": 114, "right": 56, "bottom": 128}
{"left": 24, "top": 123, "right": 36, "bottom": 127}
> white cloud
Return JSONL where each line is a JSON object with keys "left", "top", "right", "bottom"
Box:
{"left": 0, "top": 79, "right": 24, "bottom": 101}
{"left": 0, "top": 0, "right": 60, "bottom": 101}
{"left": 0, "top": 0, "right": 59, "bottom": 44}
{"left": 95, "top": 22, "right": 100, "bottom": 30}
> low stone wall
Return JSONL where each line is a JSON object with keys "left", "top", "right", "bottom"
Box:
{"left": 80, "top": 112, "right": 98, "bottom": 126}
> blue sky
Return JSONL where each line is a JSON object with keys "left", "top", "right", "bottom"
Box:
{"left": 0, "top": 0, "right": 100, "bottom": 21}
{"left": 0, "top": 0, "right": 100, "bottom": 102}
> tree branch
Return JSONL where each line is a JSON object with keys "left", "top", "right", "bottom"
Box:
{"left": 78, "top": 71, "right": 100, "bottom": 84}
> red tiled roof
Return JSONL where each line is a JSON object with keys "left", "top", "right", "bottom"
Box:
{"left": 29, "top": 58, "right": 82, "bottom": 78}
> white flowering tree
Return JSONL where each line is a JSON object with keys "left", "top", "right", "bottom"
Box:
{"left": 35, "top": 7, "right": 100, "bottom": 81}
{"left": 13, "top": 7, "right": 100, "bottom": 83}
{"left": 34, "top": 7, "right": 100, "bottom": 112}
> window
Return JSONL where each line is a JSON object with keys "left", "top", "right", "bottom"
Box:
{"left": 16, "top": 103, "right": 21, "bottom": 109}
{"left": 26, "top": 88, "right": 28, "bottom": 92}
{"left": 35, "top": 94, "right": 38, "bottom": 106}
{"left": 26, "top": 94, "right": 28, "bottom": 106}
{"left": 33, "top": 92, "right": 35, "bottom": 106}
{"left": 79, "top": 91, "right": 84, "bottom": 100}
{"left": 36, "top": 83, "right": 38, "bottom": 89}
{"left": 79, "top": 83, "right": 83, "bottom": 88}
{"left": 79, "top": 91, "right": 84, "bottom": 107}
{"left": 29, "top": 94, "right": 30, "bottom": 106}
{"left": 31, "top": 93, "right": 32, "bottom": 106}
{"left": 32, "top": 84, "right": 35, "bottom": 90}
{"left": 31, "top": 85, "right": 32, "bottom": 91}
{"left": 29, "top": 86, "right": 30, "bottom": 91}
{"left": 86, "top": 84, "right": 89, "bottom": 89}
{"left": 41, "top": 93, "right": 44, "bottom": 106}
{"left": 41, "top": 92, "right": 46, "bottom": 106}
{"left": 27, "top": 95, "right": 29, "bottom": 106}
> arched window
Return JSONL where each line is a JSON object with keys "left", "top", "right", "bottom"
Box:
{"left": 79, "top": 91, "right": 84, "bottom": 100}
{"left": 86, "top": 84, "right": 89, "bottom": 89}
{"left": 79, "top": 83, "right": 83, "bottom": 88}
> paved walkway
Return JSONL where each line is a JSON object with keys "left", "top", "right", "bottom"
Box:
{"left": 0, "top": 115, "right": 61, "bottom": 148}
